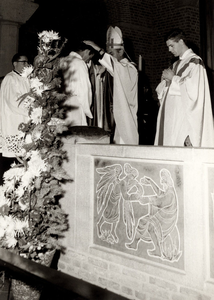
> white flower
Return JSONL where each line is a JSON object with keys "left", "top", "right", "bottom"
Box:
{"left": 27, "top": 151, "right": 47, "bottom": 177}
{"left": 0, "top": 216, "right": 9, "bottom": 229}
{"left": 32, "top": 129, "right": 42, "bottom": 141}
{"left": 11, "top": 162, "right": 17, "bottom": 168}
{"left": 23, "top": 95, "right": 35, "bottom": 109}
{"left": 3, "top": 180, "right": 16, "bottom": 193}
{"left": 0, "top": 186, "right": 8, "bottom": 206}
{"left": 0, "top": 216, "right": 23, "bottom": 247}
{"left": 43, "top": 84, "right": 51, "bottom": 92}
{"left": 0, "top": 216, "right": 8, "bottom": 238}
{"left": 48, "top": 118, "right": 65, "bottom": 126}
{"left": 5, "top": 234, "right": 17, "bottom": 248}
{"left": 0, "top": 216, "right": 16, "bottom": 247}
{"left": 30, "top": 107, "right": 43, "bottom": 125}
{"left": 14, "top": 218, "right": 29, "bottom": 236}
{"left": 38, "top": 30, "right": 49, "bottom": 39}
{"left": 35, "top": 89, "right": 43, "bottom": 97}
{"left": 25, "top": 133, "right": 33, "bottom": 144}
{"left": 25, "top": 151, "right": 32, "bottom": 160}
{"left": 18, "top": 151, "right": 47, "bottom": 186}
{"left": 21, "top": 170, "right": 34, "bottom": 188}
{"left": 37, "top": 46, "right": 43, "bottom": 55}
{"left": 21, "top": 65, "right": 34, "bottom": 78}
{"left": 3, "top": 167, "right": 25, "bottom": 181}
{"left": 19, "top": 147, "right": 27, "bottom": 157}
{"left": 7, "top": 218, "right": 16, "bottom": 235}
{"left": 38, "top": 30, "right": 60, "bottom": 43}
{"left": 0, "top": 227, "right": 5, "bottom": 239}
{"left": 30, "top": 77, "right": 43, "bottom": 96}
{"left": 47, "top": 30, "right": 60, "bottom": 40}
{"left": 18, "top": 201, "right": 28, "bottom": 211}
{"left": 15, "top": 185, "right": 26, "bottom": 199}
{"left": 30, "top": 77, "right": 43, "bottom": 88}
{"left": 42, "top": 44, "right": 51, "bottom": 51}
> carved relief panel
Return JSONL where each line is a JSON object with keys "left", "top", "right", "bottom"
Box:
{"left": 93, "top": 158, "right": 184, "bottom": 270}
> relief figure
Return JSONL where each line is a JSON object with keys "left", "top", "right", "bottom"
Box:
{"left": 126, "top": 168, "right": 182, "bottom": 262}
{"left": 96, "top": 163, "right": 143, "bottom": 243}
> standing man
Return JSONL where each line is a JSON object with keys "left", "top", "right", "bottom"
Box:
{"left": 60, "top": 42, "right": 96, "bottom": 126}
{"left": 155, "top": 28, "right": 214, "bottom": 147}
{"left": 84, "top": 26, "right": 139, "bottom": 145}
{"left": 0, "top": 53, "right": 30, "bottom": 183}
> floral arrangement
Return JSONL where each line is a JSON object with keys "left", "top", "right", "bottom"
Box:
{"left": 0, "top": 30, "right": 70, "bottom": 263}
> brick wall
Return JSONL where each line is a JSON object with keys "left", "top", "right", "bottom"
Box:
{"left": 103, "top": 0, "right": 200, "bottom": 100}
{"left": 59, "top": 248, "right": 214, "bottom": 300}
{"left": 152, "top": 2, "right": 200, "bottom": 98}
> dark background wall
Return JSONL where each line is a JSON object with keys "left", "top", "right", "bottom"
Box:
{"left": 19, "top": 0, "right": 200, "bottom": 98}
{"left": 103, "top": 0, "right": 200, "bottom": 97}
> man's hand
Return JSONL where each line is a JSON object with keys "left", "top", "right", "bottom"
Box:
{"left": 162, "top": 68, "right": 174, "bottom": 81}
{"left": 83, "top": 40, "right": 101, "bottom": 52}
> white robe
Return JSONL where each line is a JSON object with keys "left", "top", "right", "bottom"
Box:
{"left": 65, "top": 52, "right": 93, "bottom": 126}
{"left": 92, "top": 64, "right": 105, "bottom": 128}
{"left": 99, "top": 54, "right": 139, "bottom": 145}
{"left": 155, "top": 49, "right": 214, "bottom": 147}
{"left": 0, "top": 71, "right": 30, "bottom": 157}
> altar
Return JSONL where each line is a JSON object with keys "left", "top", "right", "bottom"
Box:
{"left": 59, "top": 141, "right": 214, "bottom": 300}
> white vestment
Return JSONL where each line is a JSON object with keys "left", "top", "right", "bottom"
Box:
{"left": 65, "top": 52, "right": 93, "bottom": 126}
{"left": 0, "top": 71, "right": 30, "bottom": 157}
{"left": 99, "top": 54, "right": 139, "bottom": 145}
{"left": 155, "top": 49, "right": 214, "bottom": 147}
{"left": 92, "top": 64, "right": 105, "bottom": 128}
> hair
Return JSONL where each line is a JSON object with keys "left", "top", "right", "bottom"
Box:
{"left": 12, "top": 53, "right": 28, "bottom": 64}
{"left": 164, "top": 28, "right": 187, "bottom": 44}
{"left": 75, "top": 41, "right": 96, "bottom": 56}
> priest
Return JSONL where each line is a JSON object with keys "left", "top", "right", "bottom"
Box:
{"left": 155, "top": 28, "right": 214, "bottom": 147}
{"left": 84, "top": 26, "right": 139, "bottom": 145}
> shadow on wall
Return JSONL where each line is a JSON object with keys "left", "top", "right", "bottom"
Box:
{"left": 0, "top": 77, "right": 4, "bottom": 87}
{"left": 19, "top": 0, "right": 108, "bottom": 61}
{"left": 207, "top": 68, "right": 214, "bottom": 116}
{"left": 18, "top": 0, "right": 160, "bottom": 146}
{"left": 186, "top": 40, "right": 214, "bottom": 116}
{"left": 123, "top": 37, "right": 136, "bottom": 63}
{"left": 138, "top": 69, "right": 159, "bottom": 146}
{"left": 187, "top": 41, "right": 200, "bottom": 56}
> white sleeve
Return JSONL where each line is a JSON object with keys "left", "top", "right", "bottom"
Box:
{"left": 1, "top": 75, "right": 29, "bottom": 117}
{"left": 169, "top": 61, "right": 204, "bottom": 102}
{"left": 70, "top": 60, "right": 92, "bottom": 118}
{"left": 155, "top": 80, "right": 168, "bottom": 104}
{"left": 99, "top": 53, "right": 114, "bottom": 76}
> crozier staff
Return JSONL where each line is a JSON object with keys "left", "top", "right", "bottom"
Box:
{"left": 84, "top": 26, "right": 139, "bottom": 145}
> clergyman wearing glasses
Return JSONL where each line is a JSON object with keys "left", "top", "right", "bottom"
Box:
{"left": 0, "top": 53, "right": 30, "bottom": 183}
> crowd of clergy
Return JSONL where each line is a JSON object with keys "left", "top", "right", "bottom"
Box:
{"left": 0, "top": 26, "right": 214, "bottom": 182}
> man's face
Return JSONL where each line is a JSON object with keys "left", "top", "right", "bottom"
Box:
{"left": 166, "top": 39, "right": 183, "bottom": 57}
{"left": 82, "top": 49, "right": 94, "bottom": 63}
{"left": 14, "top": 56, "right": 29, "bottom": 73}
{"left": 107, "top": 48, "right": 123, "bottom": 61}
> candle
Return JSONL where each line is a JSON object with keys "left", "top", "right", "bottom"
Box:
{"left": 138, "top": 54, "right": 142, "bottom": 71}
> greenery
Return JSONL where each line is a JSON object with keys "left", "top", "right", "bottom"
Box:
{"left": 0, "top": 30, "right": 70, "bottom": 263}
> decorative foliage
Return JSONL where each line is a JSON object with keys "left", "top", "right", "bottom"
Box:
{"left": 0, "top": 31, "right": 70, "bottom": 263}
